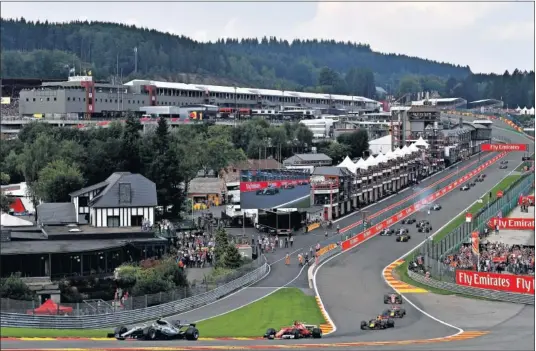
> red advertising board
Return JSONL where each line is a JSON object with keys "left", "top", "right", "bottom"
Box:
{"left": 488, "top": 217, "right": 535, "bottom": 230}
{"left": 480, "top": 143, "right": 527, "bottom": 152}
{"left": 456, "top": 270, "right": 534, "bottom": 295}
{"left": 240, "top": 179, "right": 309, "bottom": 192}
{"left": 339, "top": 153, "right": 506, "bottom": 252}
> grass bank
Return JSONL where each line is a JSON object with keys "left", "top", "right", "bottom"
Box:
{"left": 0, "top": 288, "right": 324, "bottom": 338}
{"left": 432, "top": 174, "right": 522, "bottom": 243}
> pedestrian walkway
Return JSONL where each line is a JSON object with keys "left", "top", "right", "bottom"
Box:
{"left": 492, "top": 191, "right": 534, "bottom": 246}
{"left": 384, "top": 260, "right": 428, "bottom": 293}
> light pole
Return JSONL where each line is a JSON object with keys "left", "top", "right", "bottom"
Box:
{"left": 234, "top": 85, "right": 237, "bottom": 127}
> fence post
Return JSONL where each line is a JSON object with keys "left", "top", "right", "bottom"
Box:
{"left": 145, "top": 294, "right": 148, "bottom": 309}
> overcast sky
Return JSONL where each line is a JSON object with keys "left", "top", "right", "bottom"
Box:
{"left": 2, "top": 1, "right": 534, "bottom": 74}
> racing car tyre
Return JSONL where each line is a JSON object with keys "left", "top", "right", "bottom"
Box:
{"left": 360, "top": 321, "right": 367, "bottom": 330}
{"left": 400, "top": 308, "right": 406, "bottom": 316}
{"left": 184, "top": 327, "right": 199, "bottom": 341}
{"left": 311, "top": 327, "right": 322, "bottom": 338}
{"left": 265, "top": 328, "right": 277, "bottom": 339}
{"left": 145, "top": 327, "right": 157, "bottom": 340}
{"left": 114, "top": 326, "right": 128, "bottom": 336}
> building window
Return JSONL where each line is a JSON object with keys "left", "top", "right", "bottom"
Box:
{"left": 26, "top": 98, "right": 29, "bottom": 102}
{"left": 78, "top": 196, "right": 89, "bottom": 207}
{"left": 67, "top": 97, "right": 71, "bottom": 101}
{"left": 33, "top": 98, "right": 36, "bottom": 101}
{"left": 107, "top": 216, "right": 120, "bottom": 227}
{"left": 54, "top": 97, "right": 57, "bottom": 101}
{"left": 131, "top": 215, "right": 143, "bottom": 227}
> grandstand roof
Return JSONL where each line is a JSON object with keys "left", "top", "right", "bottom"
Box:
{"left": 412, "top": 97, "right": 465, "bottom": 106}
{"left": 125, "top": 80, "right": 378, "bottom": 104}
{"left": 469, "top": 99, "right": 501, "bottom": 104}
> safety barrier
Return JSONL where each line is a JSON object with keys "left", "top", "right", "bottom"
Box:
{"left": 0, "top": 261, "right": 269, "bottom": 329}
{"left": 408, "top": 270, "right": 534, "bottom": 305}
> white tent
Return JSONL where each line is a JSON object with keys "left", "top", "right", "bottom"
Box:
{"left": 521, "top": 107, "right": 529, "bottom": 115}
{"left": 364, "top": 155, "right": 378, "bottom": 167}
{"left": 414, "top": 137, "right": 429, "bottom": 148}
{"left": 375, "top": 152, "right": 388, "bottom": 164}
{"left": 409, "top": 143, "right": 420, "bottom": 153}
{"left": 393, "top": 148, "right": 405, "bottom": 158}
{"left": 368, "top": 135, "right": 392, "bottom": 156}
{"left": 515, "top": 106, "right": 522, "bottom": 112}
{"left": 337, "top": 156, "right": 358, "bottom": 173}
{"left": 529, "top": 107, "right": 535, "bottom": 115}
{"left": 355, "top": 158, "right": 368, "bottom": 170}
{"left": 0, "top": 212, "right": 33, "bottom": 227}
{"left": 385, "top": 150, "right": 396, "bottom": 160}
{"left": 401, "top": 145, "right": 412, "bottom": 155}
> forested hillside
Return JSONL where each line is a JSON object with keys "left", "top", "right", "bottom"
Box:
{"left": 0, "top": 18, "right": 534, "bottom": 107}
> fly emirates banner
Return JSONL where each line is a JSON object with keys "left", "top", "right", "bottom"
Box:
{"left": 456, "top": 270, "right": 534, "bottom": 295}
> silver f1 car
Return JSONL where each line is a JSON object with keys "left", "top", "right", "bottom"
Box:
{"left": 107, "top": 319, "right": 199, "bottom": 341}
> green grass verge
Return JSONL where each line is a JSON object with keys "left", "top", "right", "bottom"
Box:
{"left": 432, "top": 174, "right": 522, "bottom": 243}
{"left": 195, "top": 287, "right": 325, "bottom": 337}
{"left": 0, "top": 288, "right": 325, "bottom": 338}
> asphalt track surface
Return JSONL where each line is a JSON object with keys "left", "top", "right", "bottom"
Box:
{"left": 241, "top": 184, "right": 311, "bottom": 209}
{"left": 5, "top": 119, "right": 534, "bottom": 350}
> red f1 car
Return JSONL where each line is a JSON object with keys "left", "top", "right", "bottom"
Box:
{"left": 264, "top": 321, "right": 322, "bottom": 339}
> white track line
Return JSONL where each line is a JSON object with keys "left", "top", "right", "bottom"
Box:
{"left": 194, "top": 262, "right": 310, "bottom": 323}
{"left": 313, "top": 152, "right": 506, "bottom": 336}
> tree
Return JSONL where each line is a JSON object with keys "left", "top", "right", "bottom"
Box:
{"left": 325, "top": 142, "right": 351, "bottom": 163}
{"left": 0, "top": 275, "right": 35, "bottom": 300}
{"left": 397, "top": 75, "right": 422, "bottom": 95}
{"left": 222, "top": 244, "right": 242, "bottom": 269}
{"left": 213, "top": 228, "right": 229, "bottom": 268}
{"left": 35, "top": 159, "right": 84, "bottom": 203}
{"left": 121, "top": 113, "right": 142, "bottom": 173}
{"left": 337, "top": 130, "right": 369, "bottom": 159}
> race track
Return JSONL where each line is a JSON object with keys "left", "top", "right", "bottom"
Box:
{"left": 4, "top": 116, "right": 534, "bottom": 351}
{"left": 241, "top": 184, "right": 311, "bottom": 209}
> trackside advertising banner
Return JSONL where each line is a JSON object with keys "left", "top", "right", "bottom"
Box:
{"left": 480, "top": 143, "right": 528, "bottom": 152}
{"left": 239, "top": 179, "right": 309, "bottom": 192}
{"left": 488, "top": 217, "right": 535, "bottom": 230}
{"left": 340, "top": 153, "right": 505, "bottom": 251}
{"left": 456, "top": 270, "right": 535, "bottom": 295}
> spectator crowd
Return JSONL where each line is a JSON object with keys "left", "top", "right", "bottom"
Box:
{"left": 443, "top": 242, "right": 535, "bottom": 275}
{"left": 171, "top": 230, "right": 215, "bottom": 268}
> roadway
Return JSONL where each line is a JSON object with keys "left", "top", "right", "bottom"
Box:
{"left": 241, "top": 184, "right": 311, "bottom": 209}
{"left": 3, "top": 117, "right": 534, "bottom": 350}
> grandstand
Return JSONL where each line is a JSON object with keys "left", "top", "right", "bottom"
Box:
{"left": 411, "top": 97, "right": 467, "bottom": 110}
{"left": 468, "top": 99, "right": 504, "bottom": 111}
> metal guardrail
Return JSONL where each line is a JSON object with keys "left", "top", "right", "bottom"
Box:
{"left": 408, "top": 270, "right": 534, "bottom": 305}
{"left": 0, "top": 261, "right": 269, "bottom": 329}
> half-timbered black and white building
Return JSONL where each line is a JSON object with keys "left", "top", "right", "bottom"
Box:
{"left": 69, "top": 172, "right": 157, "bottom": 228}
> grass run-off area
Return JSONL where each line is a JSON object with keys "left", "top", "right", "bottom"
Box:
{"left": 432, "top": 174, "right": 522, "bottom": 244}
{"left": 0, "top": 288, "right": 325, "bottom": 338}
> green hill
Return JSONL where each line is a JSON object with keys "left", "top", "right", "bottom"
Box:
{"left": 0, "top": 18, "right": 533, "bottom": 107}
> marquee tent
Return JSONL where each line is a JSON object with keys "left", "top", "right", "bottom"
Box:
{"left": 369, "top": 135, "right": 392, "bottom": 155}
{"left": 414, "top": 137, "right": 429, "bottom": 148}
{"left": 375, "top": 152, "right": 388, "bottom": 164}
{"left": 0, "top": 212, "right": 33, "bottom": 227}
{"left": 26, "top": 299, "right": 73, "bottom": 315}
{"left": 355, "top": 158, "right": 368, "bottom": 170}
{"left": 337, "top": 156, "right": 358, "bottom": 173}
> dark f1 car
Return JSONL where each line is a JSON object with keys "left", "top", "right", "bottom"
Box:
{"left": 384, "top": 293, "right": 403, "bottom": 304}
{"left": 468, "top": 181, "right": 476, "bottom": 187}
{"left": 264, "top": 321, "right": 322, "bottom": 339}
{"left": 382, "top": 306, "right": 406, "bottom": 318}
{"left": 395, "top": 228, "right": 409, "bottom": 235}
{"left": 360, "top": 317, "right": 395, "bottom": 330}
{"left": 256, "top": 186, "right": 280, "bottom": 195}
{"left": 460, "top": 185, "right": 470, "bottom": 191}
{"left": 401, "top": 218, "right": 416, "bottom": 224}
{"left": 430, "top": 203, "right": 442, "bottom": 211}
{"left": 499, "top": 164, "right": 508, "bottom": 169}
{"left": 380, "top": 228, "right": 395, "bottom": 236}
{"left": 396, "top": 234, "right": 411, "bottom": 242}
{"left": 282, "top": 184, "right": 295, "bottom": 189}
{"left": 416, "top": 220, "right": 430, "bottom": 228}
{"left": 417, "top": 224, "right": 432, "bottom": 233}
{"left": 107, "top": 319, "right": 199, "bottom": 341}
{"left": 500, "top": 160, "right": 508, "bottom": 164}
